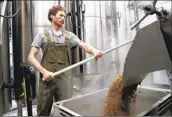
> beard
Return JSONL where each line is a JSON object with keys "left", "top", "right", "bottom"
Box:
{"left": 54, "top": 21, "right": 64, "bottom": 27}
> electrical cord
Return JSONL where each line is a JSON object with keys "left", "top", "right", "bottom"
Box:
{"left": 0, "top": 6, "right": 20, "bottom": 18}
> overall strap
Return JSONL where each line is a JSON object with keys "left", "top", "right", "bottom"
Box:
{"left": 42, "top": 28, "right": 51, "bottom": 59}
{"left": 63, "top": 29, "right": 70, "bottom": 43}
{"left": 63, "top": 30, "right": 72, "bottom": 65}
{"left": 44, "top": 28, "right": 51, "bottom": 41}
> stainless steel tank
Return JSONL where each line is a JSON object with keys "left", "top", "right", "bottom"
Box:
{"left": 71, "top": 1, "right": 137, "bottom": 94}
{"left": 79, "top": 1, "right": 172, "bottom": 94}
{"left": 0, "top": 1, "right": 12, "bottom": 115}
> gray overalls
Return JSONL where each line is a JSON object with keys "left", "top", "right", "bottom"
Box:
{"left": 37, "top": 29, "right": 73, "bottom": 116}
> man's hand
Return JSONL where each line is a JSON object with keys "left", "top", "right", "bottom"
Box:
{"left": 42, "top": 70, "right": 55, "bottom": 81}
{"left": 93, "top": 50, "right": 103, "bottom": 61}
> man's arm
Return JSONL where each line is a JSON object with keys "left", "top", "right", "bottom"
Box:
{"left": 77, "top": 42, "right": 103, "bottom": 60}
{"left": 68, "top": 32, "right": 103, "bottom": 60}
{"left": 28, "top": 47, "right": 46, "bottom": 74}
{"left": 28, "top": 47, "right": 54, "bottom": 80}
{"left": 77, "top": 42, "right": 99, "bottom": 55}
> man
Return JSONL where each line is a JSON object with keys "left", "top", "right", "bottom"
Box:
{"left": 28, "top": 5, "right": 103, "bottom": 116}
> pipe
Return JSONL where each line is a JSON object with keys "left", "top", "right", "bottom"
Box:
{"left": 0, "top": 1, "right": 7, "bottom": 19}
{"left": 0, "top": 1, "right": 7, "bottom": 44}
{"left": 0, "top": 0, "right": 12, "bottom": 115}
{"left": 76, "top": 0, "right": 83, "bottom": 72}
{"left": 131, "top": 14, "right": 148, "bottom": 30}
{"left": 70, "top": 0, "right": 78, "bottom": 64}
{"left": 50, "top": 38, "right": 134, "bottom": 78}
{"left": 12, "top": 0, "right": 23, "bottom": 101}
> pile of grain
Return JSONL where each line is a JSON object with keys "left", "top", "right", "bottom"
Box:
{"left": 103, "top": 75, "right": 138, "bottom": 116}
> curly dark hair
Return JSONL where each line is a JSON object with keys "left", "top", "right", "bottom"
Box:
{"left": 48, "top": 5, "right": 66, "bottom": 22}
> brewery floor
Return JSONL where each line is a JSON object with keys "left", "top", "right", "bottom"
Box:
{"left": 3, "top": 100, "right": 37, "bottom": 116}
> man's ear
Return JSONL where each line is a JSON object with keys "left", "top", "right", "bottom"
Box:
{"left": 50, "top": 14, "right": 54, "bottom": 19}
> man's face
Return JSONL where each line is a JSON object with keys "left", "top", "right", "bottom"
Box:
{"left": 51, "top": 11, "right": 66, "bottom": 27}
